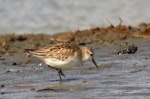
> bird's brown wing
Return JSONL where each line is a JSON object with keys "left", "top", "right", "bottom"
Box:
{"left": 28, "top": 43, "right": 81, "bottom": 61}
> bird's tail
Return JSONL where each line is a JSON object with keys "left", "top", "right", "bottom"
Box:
{"left": 24, "top": 49, "right": 36, "bottom": 57}
{"left": 24, "top": 49, "right": 35, "bottom": 53}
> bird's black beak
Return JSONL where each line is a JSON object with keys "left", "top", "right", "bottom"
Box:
{"left": 91, "top": 55, "right": 98, "bottom": 68}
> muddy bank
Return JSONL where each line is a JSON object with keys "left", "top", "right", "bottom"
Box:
{"left": 0, "top": 37, "right": 150, "bottom": 99}
{"left": 0, "top": 22, "right": 150, "bottom": 55}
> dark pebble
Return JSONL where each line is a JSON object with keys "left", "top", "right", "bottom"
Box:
{"left": 1, "top": 84, "right": 5, "bottom": 88}
{"left": 12, "top": 62, "right": 17, "bottom": 65}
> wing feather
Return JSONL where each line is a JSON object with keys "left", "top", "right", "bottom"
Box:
{"left": 29, "top": 43, "right": 81, "bottom": 60}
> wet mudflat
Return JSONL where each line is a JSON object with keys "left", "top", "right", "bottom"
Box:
{"left": 0, "top": 38, "right": 150, "bottom": 99}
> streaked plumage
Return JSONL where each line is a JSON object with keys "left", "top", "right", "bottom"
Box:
{"left": 25, "top": 43, "right": 98, "bottom": 82}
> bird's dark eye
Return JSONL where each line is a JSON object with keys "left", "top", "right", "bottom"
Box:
{"left": 91, "top": 54, "right": 93, "bottom": 56}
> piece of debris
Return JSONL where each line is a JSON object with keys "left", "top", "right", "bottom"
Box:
{"left": 0, "top": 56, "right": 5, "bottom": 60}
{"left": 12, "top": 62, "right": 17, "bottom": 65}
{"left": 116, "top": 44, "right": 138, "bottom": 55}
{"left": 1, "top": 84, "right": 5, "bottom": 88}
{"left": 12, "top": 85, "right": 35, "bottom": 90}
{"left": 36, "top": 88, "right": 60, "bottom": 92}
{"left": 0, "top": 92, "right": 5, "bottom": 95}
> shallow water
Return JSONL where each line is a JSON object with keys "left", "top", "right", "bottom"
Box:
{"left": 0, "top": 39, "right": 150, "bottom": 99}
{"left": 0, "top": 0, "right": 150, "bottom": 34}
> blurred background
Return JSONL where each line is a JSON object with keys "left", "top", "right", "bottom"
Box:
{"left": 0, "top": 0, "right": 150, "bottom": 34}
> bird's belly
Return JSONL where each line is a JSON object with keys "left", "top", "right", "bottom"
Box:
{"left": 44, "top": 56, "right": 82, "bottom": 69}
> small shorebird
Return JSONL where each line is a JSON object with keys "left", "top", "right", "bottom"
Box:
{"left": 25, "top": 43, "right": 98, "bottom": 82}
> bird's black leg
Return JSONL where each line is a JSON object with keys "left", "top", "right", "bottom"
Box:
{"left": 57, "top": 69, "right": 66, "bottom": 82}
{"left": 59, "top": 69, "right": 65, "bottom": 77}
{"left": 48, "top": 65, "right": 65, "bottom": 82}
{"left": 58, "top": 69, "right": 62, "bottom": 81}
